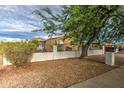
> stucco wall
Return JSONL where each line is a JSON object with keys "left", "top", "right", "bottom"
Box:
{"left": 87, "top": 49, "right": 104, "bottom": 56}
{"left": 3, "top": 48, "right": 103, "bottom": 65}
{"left": 31, "top": 51, "right": 81, "bottom": 62}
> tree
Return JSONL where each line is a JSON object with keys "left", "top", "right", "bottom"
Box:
{"left": 33, "top": 5, "right": 124, "bottom": 58}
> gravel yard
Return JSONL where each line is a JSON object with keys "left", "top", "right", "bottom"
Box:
{"left": 0, "top": 52, "right": 123, "bottom": 88}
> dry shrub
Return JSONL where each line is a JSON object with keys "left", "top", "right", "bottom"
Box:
{"left": 3, "top": 42, "right": 37, "bottom": 67}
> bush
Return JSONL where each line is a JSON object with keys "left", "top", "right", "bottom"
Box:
{"left": 3, "top": 41, "right": 37, "bottom": 67}
{"left": 0, "top": 42, "right": 5, "bottom": 54}
{"left": 29, "top": 38, "right": 40, "bottom": 47}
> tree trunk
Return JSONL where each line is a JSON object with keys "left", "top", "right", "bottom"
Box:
{"left": 79, "top": 45, "right": 89, "bottom": 58}
{"left": 79, "top": 27, "right": 101, "bottom": 58}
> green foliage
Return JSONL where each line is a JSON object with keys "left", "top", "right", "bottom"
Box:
{"left": 0, "top": 42, "right": 5, "bottom": 54}
{"left": 29, "top": 38, "right": 40, "bottom": 47}
{"left": 33, "top": 5, "right": 124, "bottom": 57}
{"left": 3, "top": 42, "right": 37, "bottom": 67}
{"left": 34, "top": 5, "right": 124, "bottom": 45}
{"left": 31, "top": 29, "right": 39, "bottom": 32}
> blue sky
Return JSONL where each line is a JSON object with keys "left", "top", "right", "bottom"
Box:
{"left": 0, "top": 5, "right": 61, "bottom": 41}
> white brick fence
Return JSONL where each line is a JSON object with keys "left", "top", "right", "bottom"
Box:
{"left": 3, "top": 45, "right": 104, "bottom": 65}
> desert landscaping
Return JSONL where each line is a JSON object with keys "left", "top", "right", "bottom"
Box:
{"left": 0, "top": 51, "right": 123, "bottom": 88}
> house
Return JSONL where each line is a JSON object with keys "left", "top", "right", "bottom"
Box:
{"left": 45, "top": 35, "right": 80, "bottom": 52}
{"left": 89, "top": 40, "right": 102, "bottom": 50}
{"left": 33, "top": 38, "right": 46, "bottom": 52}
{"left": 36, "top": 35, "right": 79, "bottom": 52}
{"left": 36, "top": 35, "right": 109, "bottom": 53}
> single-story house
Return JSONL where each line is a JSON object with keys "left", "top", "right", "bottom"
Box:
{"left": 35, "top": 35, "right": 79, "bottom": 52}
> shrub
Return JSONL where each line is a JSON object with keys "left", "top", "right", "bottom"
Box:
{"left": 3, "top": 41, "right": 37, "bottom": 67}
{"left": 29, "top": 38, "right": 40, "bottom": 47}
{"left": 0, "top": 42, "right": 5, "bottom": 54}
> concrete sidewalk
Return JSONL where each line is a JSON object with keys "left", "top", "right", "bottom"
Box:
{"left": 69, "top": 66, "right": 124, "bottom": 88}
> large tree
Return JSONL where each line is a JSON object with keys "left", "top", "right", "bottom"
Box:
{"left": 33, "top": 5, "right": 124, "bottom": 58}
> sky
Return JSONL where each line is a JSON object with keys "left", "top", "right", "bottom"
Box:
{"left": 0, "top": 5, "right": 61, "bottom": 41}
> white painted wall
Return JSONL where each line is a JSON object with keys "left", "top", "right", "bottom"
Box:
{"left": 31, "top": 51, "right": 81, "bottom": 62}
{"left": 105, "top": 52, "right": 115, "bottom": 66}
{"left": 3, "top": 46, "right": 104, "bottom": 65}
{"left": 87, "top": 49, "right": 104, "bottom": 56}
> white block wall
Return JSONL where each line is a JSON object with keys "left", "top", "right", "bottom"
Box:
{"left": 3, "top": 51, "right": 81, "bottom": 65}
{"left": 3, "top": 47, "right": 104, "bottom": 65}
{"left": 87, "top": 49, "right": 104, "bottom": 56}
{"left": 31, "top": 51, "right": 81, "bottom": 62}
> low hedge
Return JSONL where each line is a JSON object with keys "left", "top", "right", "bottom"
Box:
{"left": 3, "top": 41, "right": 37, "bottom": 67}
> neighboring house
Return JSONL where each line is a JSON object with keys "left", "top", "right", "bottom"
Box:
{"left": 34, "top": 38, "right": 46, "bottom": 52}
{"left": 89, "top": 40, "right": 102, "bottom": 50}
{"left": 36, "top": 35, "right": 79, "bottom": 52}
{"left": 45, "top": 35, "right": 79, "bottom": 52}
{"left": 36, "top": 36, "right": 105, "bottom": 52}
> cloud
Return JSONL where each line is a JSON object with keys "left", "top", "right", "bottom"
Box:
{"left": 0, "top": 36, "right": 24, "bottom": 42}
{"left": 0, "top": 5, "right": 61, "bottom": 32}
{"left": 0, "top": 20, "right": 39, "bottom": 31}
{"left": 0, "top": 5, "right": 61, "bottom": 40}
{"left": 0, "top": 5, "right": 41, "bottom": 32}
